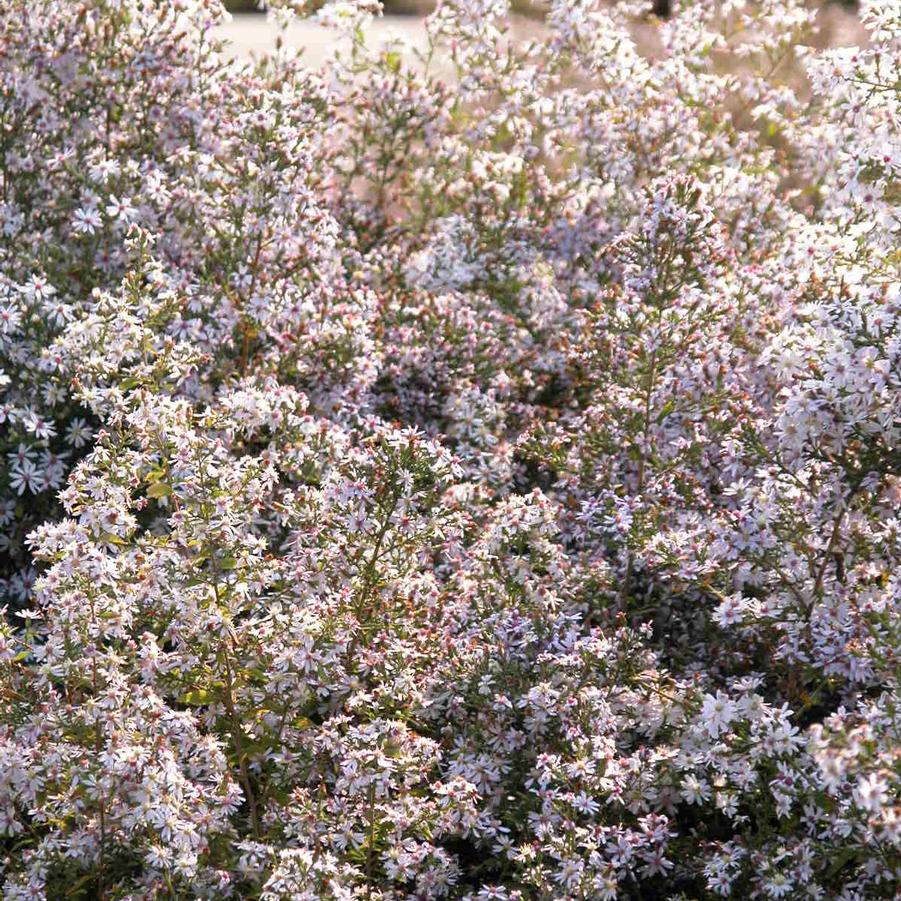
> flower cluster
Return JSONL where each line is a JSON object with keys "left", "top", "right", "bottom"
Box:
{"left": 0, "top": 0, "right": 899, "bottom": 898}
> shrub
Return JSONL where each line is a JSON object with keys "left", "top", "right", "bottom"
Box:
{"left": 0, "top": 0, "right": 898, "bottom": 897}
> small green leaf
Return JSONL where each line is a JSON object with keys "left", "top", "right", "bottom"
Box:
{"left": 147, "top": 482, "right": 173, "bottom": 499}
{"left": 656, "top": 399, "right": 676, "bottom": 423}
{"left": 181, "top": 689, "right": 214, "bottom": 706}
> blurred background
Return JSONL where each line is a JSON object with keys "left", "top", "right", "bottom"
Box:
{"left": 222, "top": 0, "right": 858, "bottom": 15}
{"left": 223, "top": 0, "right": 431, "bottom": 13}
{"left": 217, "top": 1, "right": 864, "bottom": 64}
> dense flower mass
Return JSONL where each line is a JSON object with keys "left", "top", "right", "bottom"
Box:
{"left": 0, "top": 0, "right": 899, "bottom": 897}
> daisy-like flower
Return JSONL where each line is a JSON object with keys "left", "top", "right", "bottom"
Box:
{"left": 72, "top": 206, "right": 102, "bottom": 234}
{"left": 22, "top": 410, "right": 56, "bottom": 440}
{"left": 700, "top": 692, "right": 737, "bottom": 739}
{"left": 9, "top": 460, "right": 42, "bottom": 495}
{"left": 65, "top": 418, "right": 93, "bottom": 448}
{"left": 105, "top": 194, "right": 138, "bottom": 222}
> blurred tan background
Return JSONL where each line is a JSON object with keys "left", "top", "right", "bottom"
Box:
{"left": 216, "top": 2, "right": 864, "bottom": 63}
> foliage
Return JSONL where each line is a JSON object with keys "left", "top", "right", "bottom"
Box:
{"left": 0, "top": 0, "right": 899, "bottom": 898}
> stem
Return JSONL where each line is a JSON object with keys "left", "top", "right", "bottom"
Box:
{"left": 237, "top": 235, "right": 264, "bottom": 377}
{"left": 220, "top": 638, "right": 262, "bottom": 840}
{"left": 811, "top": 503, "right": 846, "bottom": 601}
{"left": 617, "top": 347, "right": 657, "bottom": 612}
{"left": 197, "top": 460, "right": 262, "bottom": 839}
{"left": 89, "top": 595, "right": 107, "bottom": 900}
{"left": 365, "top": 781, "right": 376, "bottom": 900}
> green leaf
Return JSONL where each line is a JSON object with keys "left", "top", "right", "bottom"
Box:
{"left": 147, "top": 482, "right": 173, "bottom": 499}
{"left": 656, "top": 399, "right": 676, "bottom": 424}
{"left": 180, "top": 689, "right": 214, "bottom": 706}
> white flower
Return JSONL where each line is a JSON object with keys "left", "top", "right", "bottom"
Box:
{"left": 854, "top": 773, "right": 889, "bottom": 813}
{"left": 105, "top": 194, "right": 138, "bottom": 222}
{"left": 9, "top": 460, "right": 43, "bottom": 495}
{"left": 701, "top": 692, "right": 737, "bottom": 739}
{"left": 73, "top": 207, "right": 102, "bottom": 235}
